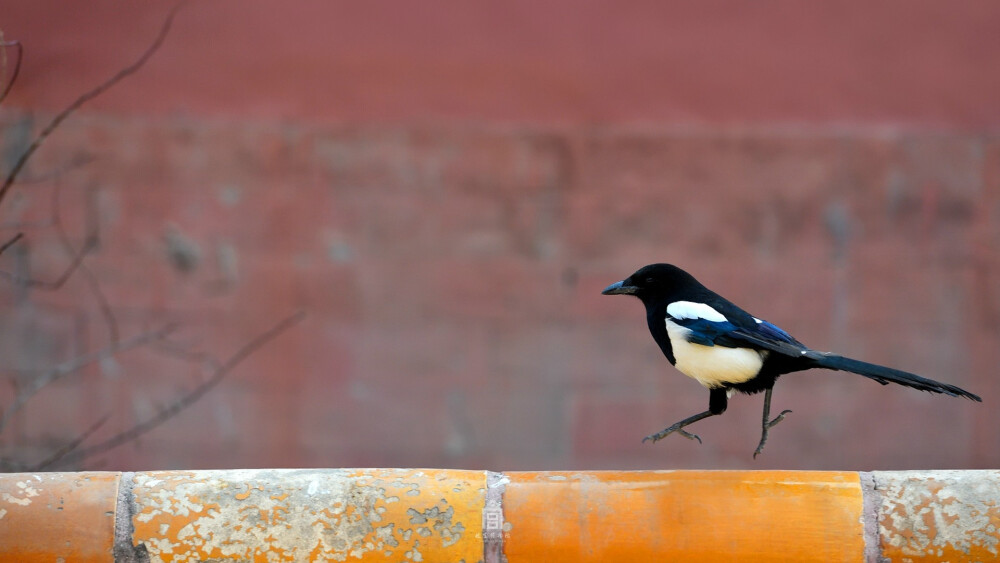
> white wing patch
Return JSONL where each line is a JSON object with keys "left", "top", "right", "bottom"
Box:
{"left": 666, "top": 301, "right": 727, "bottom": 323}
{"left": 666, "top": 320, "right": 767, "bottom": 388}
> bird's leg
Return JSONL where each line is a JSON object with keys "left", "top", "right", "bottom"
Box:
{"left": 753, "top": 387, "right": 792, "bottom": 459}
{"left": 645, "top": 388, "right": 728, "bottom": 446}
{"left": 643, "top": 409, "right": 715, "bottom": 444}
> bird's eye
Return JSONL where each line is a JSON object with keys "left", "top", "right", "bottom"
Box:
{"left": 645, "top": 277, "right": 655, "bottom": 284}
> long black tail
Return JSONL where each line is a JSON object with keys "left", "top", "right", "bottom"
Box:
{"left": 805, "top": 351, "right": 982, "bottom": 401}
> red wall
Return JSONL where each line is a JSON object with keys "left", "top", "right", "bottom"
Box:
{"left": 1, "top": 1, "right": 998, "bottom": 471}
{"left": 6, "top": 0, "right": 1000, "bottom": 126}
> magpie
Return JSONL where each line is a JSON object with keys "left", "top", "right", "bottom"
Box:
{"left": 602, "top": 263, "right": 981, "bottom": 457}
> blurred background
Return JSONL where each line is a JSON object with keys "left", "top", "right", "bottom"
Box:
{"left": 0, "top": 1, "right": 997, "bottom": 471}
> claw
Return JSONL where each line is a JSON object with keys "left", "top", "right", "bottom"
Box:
{"left": 767, "top": 409, "right": 793, "bottom": 428}
{"left": 753, "top": 429, "right": 773, "bottom": 459}
{"left": 677, "top": 428, "right": 703, "bottom": 443}
{"left": 643, "top": 427, "right": 702, "bottom": 444}
{"left": 753, "top": 443, "right": 766, "bottom": 459}
{"left": 642, "top": 409, "right": 714, "bottom": 445}
{"left": 752, "top": 389, "right": 792, "bottom": 459}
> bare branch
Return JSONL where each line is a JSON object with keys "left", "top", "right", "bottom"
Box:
{"left": 150, "top": 336, "right": 223, "bottom": 371}
{"left": 48, "top": 311, "right": 306, "bottom": 469}
{"left": 0, "top": 232, "right": 95, "bottom": 289}
{"left": 0, "top": 2, "right": 185, "bottom": 207}
{"left": 0, "top": 325, "right": 176, "bottom": 434}
{"left": 0, "top": 232, "right": 23, "bottom": 257}
{"left": 29, "top": 414, "right": 110, "bottom": 471}
{"left": 0, "top": 176, "right": 105, "bottom": 292}
{"left": 0, "top": 39, "right": 23, "bottom": 105}
{"left": 51, "top": 183, "right": 119, "bottom": 344}
{"left": 9, "top": 153, "right": 96, "bottom": 185}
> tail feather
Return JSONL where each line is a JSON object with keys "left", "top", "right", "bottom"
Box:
{"left": 805, "top": 351, "right": 982, "bottom": 402}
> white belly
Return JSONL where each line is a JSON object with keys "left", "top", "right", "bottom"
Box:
{"left": 666, "top": 320, "right": 767, "bottom": 389}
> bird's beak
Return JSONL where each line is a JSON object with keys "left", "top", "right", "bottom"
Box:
{"left": 601, "top": 280, "right": 637, "bottom": 295}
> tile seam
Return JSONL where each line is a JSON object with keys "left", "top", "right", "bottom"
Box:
{"left": 113, "top": 471, "right": 149, "bottom": 563}
{"left": 484, "top": 470, "right": 508, "bottom": 563}
{"left": 859, "top": 471, "right": 886, "bottom": 563}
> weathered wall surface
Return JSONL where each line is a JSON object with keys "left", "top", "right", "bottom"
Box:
{"left": 0, "top": 1, "right": 997, "bottom": 471}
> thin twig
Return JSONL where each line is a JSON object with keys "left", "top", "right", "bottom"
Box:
{"left": 49, "top": 311, "right": 306, "bottom": 469}
{"left": 0, "top": 39, "right": 23, "bottom": 105}
{"left": 75, "top": 244, "right": 119, "bottom": 346}
{"left": 0, "top": 232, "right": 23, "bottom": 257}
{"left": 10, "top": 153, "right": 96, "bottom": 185}
{"left": 0, "top": 325, "right": 176, "bottom": 434}
{"left": 29, "top": 414, "right": 110, "bottom": 471}
{"left": 51, "top": 182, "right": 119, "bottom": 344}
{"left": 0, "top": 170, "right": 105, "bottom": 289}
{"left": 149, "top": 336, "right": 223, "bottom": 371}
{"left": 0, "top": 182, "right": 101, "bottom": 289}
{"left": 0, "top": 2, "right": 185, "bottom": 207}
{"left": 0, "top": 234, "right": 95, "bottom": 289}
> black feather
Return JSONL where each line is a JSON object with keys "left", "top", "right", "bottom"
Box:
{"left": 805, "top": 351, "right": 982, "bottom": 401}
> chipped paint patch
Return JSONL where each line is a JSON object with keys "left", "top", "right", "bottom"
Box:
{"left": 1, "top": 480, "right": 42, "bottom": 506}
{"left": 128, "top": 469, "right": 484, "bottom": 562}
{"left": 875, "top": 470, "right": 1000, "bottom": 561}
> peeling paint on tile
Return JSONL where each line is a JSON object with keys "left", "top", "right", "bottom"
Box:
{"left": 127, "top": 469, "right": 483, "bottom": 562}
{"left": 875, "top": 470, "right": 1000, "bottom": 562}
{"left": 1, "top": 480, "right": 41, "bottom": 507}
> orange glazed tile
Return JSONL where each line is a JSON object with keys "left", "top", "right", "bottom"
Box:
{"left": 503, "top": 470, "right": 864, "bottom": 562}
{"left": 0, "top": 472, "right": 119, "bottom": 562}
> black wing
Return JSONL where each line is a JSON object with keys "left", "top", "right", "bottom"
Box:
{"left": 725, "top": 317, "right": 810, "bottom": 358}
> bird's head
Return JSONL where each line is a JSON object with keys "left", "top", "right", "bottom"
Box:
{"left": 601, "top": 263, "right": 700, "bottom": 305}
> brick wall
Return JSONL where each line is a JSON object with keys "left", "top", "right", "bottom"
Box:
{"left": 1, "top": 1, "right": 998, "bottom": 470}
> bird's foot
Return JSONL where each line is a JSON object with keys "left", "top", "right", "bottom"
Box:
{"left": 643, "top": 409, "right": 714, "bottom": 446}
{"left": 643, "top": 425, "right": 702, "bottom": 445}
{"left": 752, "top": 441, "right": 766, "bottom": 459}
{"left": 753, "top": 409, "right": 792, "bottom": 459}
{"left": 767, "top": 409, "right": 793, "bottom": 429}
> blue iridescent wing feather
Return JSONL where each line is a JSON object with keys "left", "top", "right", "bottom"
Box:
{"left": 729, "top": 318, "right": 809, "bottom": 356}
{"left": 668, "top": 316, "right": 737, "bottom": 346}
